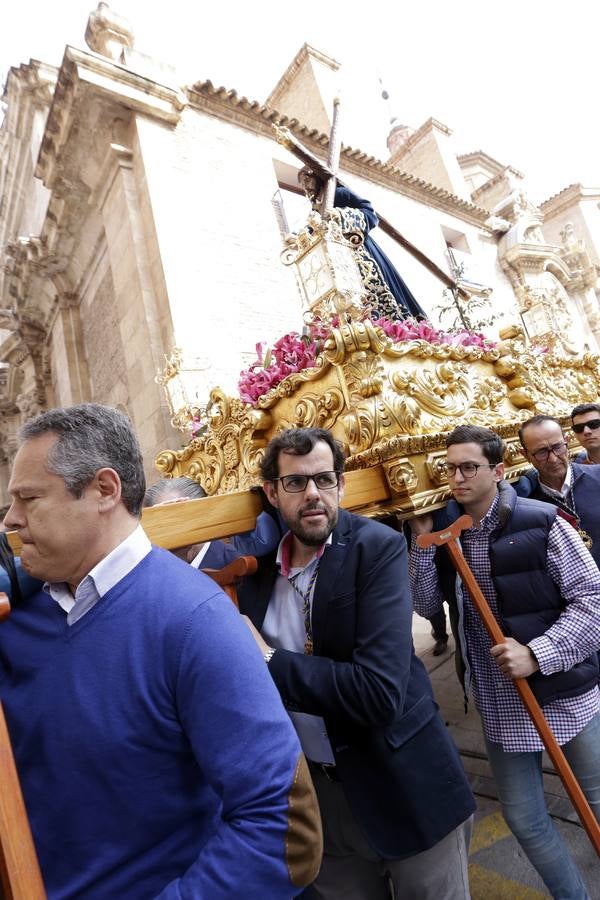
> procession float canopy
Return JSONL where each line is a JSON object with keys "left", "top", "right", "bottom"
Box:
{"left": 152, "top": 125, "right": 600, "bottom": 537}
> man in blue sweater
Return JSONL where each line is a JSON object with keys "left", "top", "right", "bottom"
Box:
{"left": 0, "top": 403, "right": 322, "bottom": 899}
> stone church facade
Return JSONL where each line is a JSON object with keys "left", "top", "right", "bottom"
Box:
{"left": 1, "top": 3, "right": 599, "bottom": 505}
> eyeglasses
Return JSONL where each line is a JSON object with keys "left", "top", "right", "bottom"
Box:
{"left": 529, "top": 441, "right": 568, "bottom": 462}
{"left": 442, "top": 462, "right": 496, "bottom": 479}
{"left": 572, "top": 418, "right": 600, "bottom": 434}
{"left": 274, "top": 471, "right": 340, "bottom": 493}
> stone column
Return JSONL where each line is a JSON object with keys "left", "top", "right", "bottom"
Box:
{"left": 52, "top": 292, "right": 92, "bottom": 405}
{"left": 92, "top": 140, "right": 173, "bottom": 466}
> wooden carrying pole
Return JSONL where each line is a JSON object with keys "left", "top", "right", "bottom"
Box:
{"left": 0, "top": 596, "right": 46, "bottom": 900}
{"left": 417, "top": 515, "right": 600, "bottom": 856}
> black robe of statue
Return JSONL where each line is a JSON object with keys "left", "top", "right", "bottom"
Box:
{"left": 334, "top": 185, "right": 426, "bottom": 321}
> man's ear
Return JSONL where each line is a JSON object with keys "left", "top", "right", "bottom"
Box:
{"left": 262, "top": 480, "right": 279, "bottom": 508}
{"left": 494, "top": 463, "right": 505, "bottom": 483}
{"left": 337, "top": 472, "right": 346, "bottom": 503}
{"left": 93, "top": 468, "right": 122, "bottom": 511}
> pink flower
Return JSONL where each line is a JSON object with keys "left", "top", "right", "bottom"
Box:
{"left": 373, "top": 317, "right": 495, "bottom": 350}
{"left": 190, "top": 415, "right": 207, "bottom": 439}
{"left": 254, "top": 341, "right": 268, "bottom": 365}
{"left": 237, "top": 317, "right": 496, "bottom": 405}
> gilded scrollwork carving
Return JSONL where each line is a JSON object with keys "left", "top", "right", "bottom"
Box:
{"left": 503, "top": 439, "right": 526, "bottom": 468}
{"left": 472, "top": 377, "right": 506, "bottom": 412}
{"left": 322, "top": 319, "right": 387, "bottom": 366}
{"left": 382, "top": 458, "right": 418, "bottom": 497}
{"left": 294, "top": 388, "right": 345, "bottom": 430}
{"left": 155, "top": 388, "right": 272, "bottom": 494}
{"left": 391, "top": 361, "right": 470, "bottom": 417}
{"left": 408, "top": 489, "right": 453, "bottom": 514}
{"left": 492, "top": 338, "right": 600, "bottom": 414}
{"left": 390, "top": 361, "right": 506, "bottom": 427}
{"left": 343, "top": 351, "right": 385, "bottom": 399}
{"left": 341, "top": 392, "right": 424, "bottom": 454}
{"left": 425, "top": 452, "right": 449, "bottom": 488}
{"left": 155, "top": 324, "right": 600, "bottom": 517}
{"left": 253, "top": 360, "right": 330, "bottom": 409}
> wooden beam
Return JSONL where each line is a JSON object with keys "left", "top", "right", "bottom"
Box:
{"left": 0, "top": 705, "right": 46, "bottom": 899}
{"left": 5, "top": 468, "right": 392, "bottom": 555}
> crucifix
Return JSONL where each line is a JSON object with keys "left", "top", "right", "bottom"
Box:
{"left": 273, "top": 107, "right": 470, "bottom": 300}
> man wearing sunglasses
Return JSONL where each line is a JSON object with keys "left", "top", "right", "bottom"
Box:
{"left": 410, "top": 424, "right": 600, "bottom": 899}
{"left": 239, "top": 427, "right": 475, "bottom": 900}
{"left": 515, "top": 414, "right": 600, "bottom": 567}
{"left": 571, "top": 402, "right": 600, "bottom": 465}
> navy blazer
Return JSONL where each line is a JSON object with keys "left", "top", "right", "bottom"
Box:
{"left": 238, "top": 509, "right": 474, "bottom": 858}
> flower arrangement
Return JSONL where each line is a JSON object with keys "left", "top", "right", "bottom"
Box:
{"left": 237, "top": 317, "right": 496, "bottom": 406}
{"left": 372, "top": 317, "right": 495, "bottom": 350}
{"left": 238, "top": 323, "right": 330, "bottom": 404}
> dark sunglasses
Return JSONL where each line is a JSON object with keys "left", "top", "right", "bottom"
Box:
{"left": 572, "top": 418, "right": 600, "bottom": 434}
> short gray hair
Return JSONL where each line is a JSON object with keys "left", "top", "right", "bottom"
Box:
{"left": 19, "top": 403, "right": 146, "bottom": 517}
{"left": 143, "top": 476, "right": 206, "bottom": 507}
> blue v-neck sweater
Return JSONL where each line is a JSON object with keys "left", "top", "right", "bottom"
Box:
{"left": 0, "top": 548, "right": 307, "bottom": 898}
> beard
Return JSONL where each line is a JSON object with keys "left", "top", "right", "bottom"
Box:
{"left": 287, "top": 502, "right": 338, "bottom": 547}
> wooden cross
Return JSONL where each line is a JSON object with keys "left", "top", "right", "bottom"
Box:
{"left": 273, "top": 121, "right": 469, "bottom": 298}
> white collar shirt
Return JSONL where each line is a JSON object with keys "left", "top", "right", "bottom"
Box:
{"left": 538, "top": 462, "right": 572, "bottom": 500}
{"left": 44, "top": 525, "right": 151, "bottom": 626}
{"left": 261, "top": 531, "right": 335, "bottom": 764}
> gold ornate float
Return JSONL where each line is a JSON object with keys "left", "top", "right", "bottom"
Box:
{"left": 155, "top": 209, "right": 600, "bottom": 522}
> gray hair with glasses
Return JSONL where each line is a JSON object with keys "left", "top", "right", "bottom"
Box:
{"left": 143, "top": 476, "right": 206, "bottom": 507}
{"left": 19, "top": 403, "right": 146, "bottom": 517}
{"left": 518, "top": 415, "right": 562, "bottom": 447}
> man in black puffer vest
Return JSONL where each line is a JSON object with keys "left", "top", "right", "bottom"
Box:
{"left": 515, "top": 413, "right": 600, "bottom": 569}
{"left": 409, "top": 425, "right": 600, "bottom": 900}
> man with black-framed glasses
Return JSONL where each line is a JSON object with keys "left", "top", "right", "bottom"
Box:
{"left": 410, "top": 423, "right": 600, "bottom": 898}
{"left": 516, "top": 413, "right": 600, "bottom": 567}
{"left": 239, "top": 426, "right": 475, "bottom": 900}
{"left": 571, "top": 402, "right": 600, "bottom": 465}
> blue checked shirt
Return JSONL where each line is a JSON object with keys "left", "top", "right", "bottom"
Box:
{"left": 410, "top": 493, "right": 600, "bottom": 752}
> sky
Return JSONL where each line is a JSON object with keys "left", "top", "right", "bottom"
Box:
{"left": 2, "top": 0, "right": 599, "bottom": 205}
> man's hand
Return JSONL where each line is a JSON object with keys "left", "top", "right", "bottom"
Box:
{"left": 409, "top": 513, "right": 434, "bottom": 536}
{"left": 186, "top": 542, "right": 207, "bottom": 563}
{"left": 0, "top": 591, "right": 9, "bottom": 622}
{"left": 241, "top": 614, "right": 271, "bottom": 656}
{"left": 490, "top": 638, "right": 540, "bottom": 679}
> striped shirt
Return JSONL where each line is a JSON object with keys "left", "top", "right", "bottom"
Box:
{"left": 410, "top": 493, "right": 600, "bottom": 752}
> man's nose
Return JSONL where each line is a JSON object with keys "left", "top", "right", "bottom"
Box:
{"left": 303, "top": 477, "right": 321, "bottom": 499}
{"left": 3, "top": 501, "right": 23, "bottom": 531}
{"left": 453, "top": 468, "right": 466, "bottom": 483}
